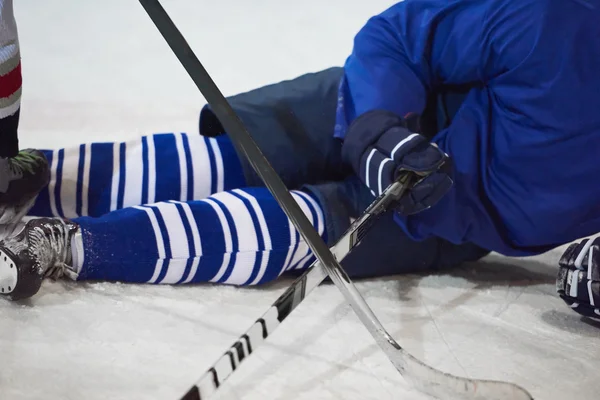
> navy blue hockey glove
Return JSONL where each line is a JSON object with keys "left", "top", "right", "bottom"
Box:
{"left": 342, "top": 110, "right": 453, "bottom": 215}
{"left": 557, "top": 238, "right": 600, "bottom": 321}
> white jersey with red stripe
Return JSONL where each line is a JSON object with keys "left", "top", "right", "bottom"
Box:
{"left": 0, "top": 0, "right": 21, "bottom": 150}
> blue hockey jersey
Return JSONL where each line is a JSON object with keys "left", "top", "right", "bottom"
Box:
{"left": 335, "top": 0, "right": 600, "bottom": 256}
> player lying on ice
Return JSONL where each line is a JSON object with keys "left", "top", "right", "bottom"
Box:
{"left": 0, "top": 0, "right": 599, "bottom": 321}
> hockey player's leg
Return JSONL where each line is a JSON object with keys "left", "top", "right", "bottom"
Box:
{"left": 0, "top": 186, "right": 327, "bottom": 300}
{"left": 0, "top": 2, "right": 51, "bottom": 229}
{"left": 0, "top": 174, "right": 489, "bottom": 300}
{"left": 26, "top": 132, "right": 245, "bottom": 219}
{"left": 198, "top": 67, "right": 351, "bottom": 188}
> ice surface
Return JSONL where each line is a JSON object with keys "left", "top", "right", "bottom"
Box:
{"left": 2, "top": 1, "right": 599, "bottom": 399}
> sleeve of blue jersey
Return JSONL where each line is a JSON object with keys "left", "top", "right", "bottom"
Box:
{"left": 335, "top": 0, "right": 551, "bottom": 256}
{"left": 335, "top": 0, "right": 501, "bottom": 141}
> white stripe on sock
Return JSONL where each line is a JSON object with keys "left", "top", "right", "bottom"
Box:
{"left": 123, "top": 139, "right": 144, "bottom": 209}
{"left": 295, "top": 254, "right": 314, "bottom": 271}
{"left": 174, "top": 133, "right": 188, "bottom": 201}
{"left": 59, "top": 145, "right": 80, "bottom": 218}
{"left": 294, "top": 191, "right": 324, "bottom": 237}
{"left": 208, "top": 138, "right": 225, "bottom": 193}
{"left": 48, "top": 151, "right": 59, "bottom": 217}
{"left": 210, "top": 191, "right": 258, "bottom": 285}
{"left": 232, "top": 189, "right": 272, "bottom": 250}
{"left": 280, "top": 210, "right": 297, "bottom": 277}
{"left": 81, "top": 143, "right": 91, "bottom": 216}
{"left": 183, "top": 258, "right": 201, "bottom": 283}
{"left": 170, "top": 201, "right": 203, "bottom": 283}
{"left": 170, "top": 201, "right": 203, "bottom": 256}
{"left": 146, "top": 134, "right": 157, "bottom": 204}
{"left": 204, "top": 198, "right": 233, "bottom": 282}
{"left": 187, "top": 134, "right": 212, "bottom": 199}
{"left": 232, "top": 189, "right": 272, "bottom": 285}
{"left": 158, "top": 259, "right": 187, "bottom": 285}
{"left": 110, "top": 143, "right": 120, "bottom": 211}
{"left": 289, "top": 241, "right": 310, "bottom": 270}
{"left": 287, "top": 192, "right": 316, "bottom": 270}
{"left": 211, "top": 253, "right": 231, "bottom": 284}
{"left": 133, "top": 205, "right": 166, "bottom": 283}
{"left": 153, "top": 202, "right": 190, "bottom": 284}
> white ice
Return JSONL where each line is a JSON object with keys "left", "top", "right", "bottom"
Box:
{"left": 2, "top": 1, "right": 599, "bottom": 399}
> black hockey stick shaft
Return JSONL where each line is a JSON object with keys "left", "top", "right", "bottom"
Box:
{"left": 137, "top": 0, "right": 337, "bottom": 272}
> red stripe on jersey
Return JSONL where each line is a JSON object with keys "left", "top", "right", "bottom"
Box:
{"left": 0, "top": 62, "right": 21, "bottom": 99}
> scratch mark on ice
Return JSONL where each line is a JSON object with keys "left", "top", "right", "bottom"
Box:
{"left": 419, "top": 292, "right": 470, "bottom": 378}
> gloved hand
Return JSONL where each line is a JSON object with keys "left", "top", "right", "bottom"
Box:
{"left": 557, "top": 237, "right": 600, "bottom": 320}
{"left": 342, "top": 110, "right": 453, "bottom": 215}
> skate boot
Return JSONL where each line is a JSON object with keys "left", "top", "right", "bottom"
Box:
{"left": 0, "top": 217, "right": 81, "bottom": 301}
{"left": 0, "top": 149, "right": 50, "bottom": 225}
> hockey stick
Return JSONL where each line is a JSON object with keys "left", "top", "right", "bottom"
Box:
{"left": 178, "top": 180, "right": 533, "bottom": 400}
{"left": 137, "top": 1, "right": 534, "bottom": 399}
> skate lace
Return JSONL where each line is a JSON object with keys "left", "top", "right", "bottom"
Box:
{"left": 29, "top": 221, "right": 75, "bottom": 280}
{"left": 45, "top": 262, "right": 77, "bottom": 280}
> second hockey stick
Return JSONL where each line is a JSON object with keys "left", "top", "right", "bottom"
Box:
{"left": 137, "top": 1, "right": 535, "bottom": 399}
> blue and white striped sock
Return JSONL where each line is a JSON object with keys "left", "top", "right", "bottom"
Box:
{"left": 29, "top": 132, "right": 245, "bottom": 218}
{"left": 74, "top": 187, "right": 326, "bottom": 285}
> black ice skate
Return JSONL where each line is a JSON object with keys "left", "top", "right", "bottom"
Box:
{"left": 0, "top": 149, "right": 50, "bottom": 226}
{"left": 0, "top": 218, "right": 80, "bottom": 301}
